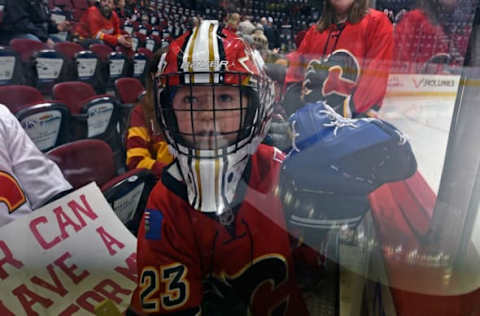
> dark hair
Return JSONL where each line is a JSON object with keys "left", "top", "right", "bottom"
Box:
{"left": 317, "top": 0, "right": 369, "bottom": 32}
{"left": 143, "top": 46, "right": 169, "bottom": 135}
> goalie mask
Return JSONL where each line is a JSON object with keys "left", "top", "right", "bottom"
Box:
{"left": 154, "top": 20, "right": 275, "bottom": 215}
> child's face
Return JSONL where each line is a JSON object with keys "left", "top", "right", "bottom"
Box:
{"left": 330, "top": 0, "right": 355, "bottom": 15}
{"left": 172, "top": 86, "right": 248, "bottom": 150}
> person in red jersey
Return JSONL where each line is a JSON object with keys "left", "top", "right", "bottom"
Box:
{"left": 129, "top": 19, "right": 309, "bottom": 316}
{"left": 393, "top": 0, "right": 476, "bottom": 74}
{"left": 129, "top": 19, "right": 416, "bottom": 316}
{"left": 74, "top": 0, "right": 132, "bottom": 48}
{"left": 284, "top": 0, "right": 393, "bottom": 118}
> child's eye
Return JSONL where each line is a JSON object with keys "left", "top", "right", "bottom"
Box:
{"left": 218, "top": 94, "right": 233, "bottom": 103}
{"left": 183, "top": 96, "right": 198, "bottom": 104}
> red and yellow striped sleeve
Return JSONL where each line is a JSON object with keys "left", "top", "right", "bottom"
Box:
{"left": 126, "top": 105, "right": 173, "bottom": 177}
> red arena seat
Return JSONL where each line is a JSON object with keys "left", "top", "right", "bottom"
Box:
{"left": 47, "top": 139, "right": 116, "bottom": 189}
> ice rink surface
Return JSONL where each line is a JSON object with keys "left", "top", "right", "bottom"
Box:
{"left": 379, "top": 94, "right": 457, "bottom": 193}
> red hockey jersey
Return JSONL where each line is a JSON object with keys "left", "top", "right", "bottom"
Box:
{"left": 393, "top": 9, "right": 472, "bottom": 74}
{"left": 130, "top": 145, "right": 309, "bottom": 315}
{"left": 75, "top": 6, "right": 122, "bottom": 47}
{"left": 285, "top": 9, "right": 393, "bottom": 116}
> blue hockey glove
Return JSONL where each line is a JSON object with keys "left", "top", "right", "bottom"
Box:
{"left": 278, "top": 102, "right": 417, "bottom": 232}
{"left": 283, "top": 102, "right": 417, "bottom": 195}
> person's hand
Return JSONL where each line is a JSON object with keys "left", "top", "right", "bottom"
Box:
{"left": 118, "top": 35, "right": 132, "bottom": 48}
{"left": 46, "top": 38, "right": 55, "bottom": 49}
{"left": 57, "top": 21, "right": 72, "bottom": 32}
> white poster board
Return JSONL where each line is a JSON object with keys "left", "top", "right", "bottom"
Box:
{"left": 0, "top": 183, "right": 138, "bottom": 315}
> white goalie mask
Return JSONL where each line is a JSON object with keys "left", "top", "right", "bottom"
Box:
{"left": 154, "top": 20, "right": 275, "bottom": 215}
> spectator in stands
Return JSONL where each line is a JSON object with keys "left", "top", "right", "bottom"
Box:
{"left": 284, "top": 0, "right": 393, "bottom": 118}
{"left": 252, "top": 32, "right": 269, "bottom": 68}
{"left": 74, "top": 0, "right": 132, "bottom": 49}
{"left": 0, "top": 104, "right": 72, "bottom": 227}
{"left": 115, "top": 0, "right": 127, "bottom": 19}
{"left": 126, "top": 50, "right": 174, "bottom": 178}
{"left": 225, "top": 12, "right": 240, "bottom": 32}
{"left": 0, "top": 0, "right": 72, "bottom": 47}
{"left": 238, "top": 15, "right": 256, "bottom": 35}
{"left": 260, "top": 16, "right": 281, "bottom": 50}
{"left": 393, "top": 0, "right": 476, "bottom": 74}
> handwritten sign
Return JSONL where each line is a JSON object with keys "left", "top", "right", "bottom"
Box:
{"left": 0, "top": 183, "right": 138, "bottom": 315}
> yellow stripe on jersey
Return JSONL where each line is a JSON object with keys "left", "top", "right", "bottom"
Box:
{"left": 126, "top": 148, "right": 156, "bottom": 168}
{"left": 127, "top": 126, "right": 151, "bottom": 142}
{"left": 155, "top": 142, "right": 174, "bottom": 165}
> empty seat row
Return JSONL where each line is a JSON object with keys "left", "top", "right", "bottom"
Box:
{"left": 0, "top": 39, "right": 153, "bottom": 94}
{"left": 0, "top": 79, "right": 145, "bottom": 159}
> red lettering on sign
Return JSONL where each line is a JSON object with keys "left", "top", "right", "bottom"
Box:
{"left": 29, "top": 216, "right": 62, "bottom": 250}
{"left": 12, "top": 284, "right": 53, "bottom": 316}
{"left": 412, "top": 78, "right": 423, "bottom": 88}
{"left": 94, "top": 279, "right": 131, "bottom": 304}
{"left": 0, "top": 172, "right": 26, "bottom": 213}
{"left": 0, "top": 240, "right": 23, "bottom": 280}
{"left": 31, "top": 264, "right": 68, "bottom": 297}
{"left": 54, "top": 207, "right": 83, "bottom": 239}
{"left": 58, "top": 304, "right": 80, "bottom": 316}
{"left": 54, "top": 252, "right": 90, "bottom": 284}
{"left": 68, "top": 194, "right": 98, "bottom": 227}
{"left": 0, "top": 299, "right": 15, "bottom": 315}
{"left": 114, "top": 252, "right": 137, "bottom": 283}
{"left": 96, "top": 226, "right": 125, "bottom": 256}
{"left": 76, "top": 290, "right": 105, "bottom": 314}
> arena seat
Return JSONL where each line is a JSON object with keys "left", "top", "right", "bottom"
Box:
{"left": 54, "top": 41, "right": 84, "bottom": 60}
{"left": 47, "top": 138, "right": 156, "bottom": 235}
{"left": 132, "top": 52, "right": 149, "bottom": 83}
{"left": 54, "top": 42, "right": 100, "bottom": 86}
{"left": 90, "top": 43, "right": 128, "bottom": 91}
{"left": 0, "top": 85, "right": 71, "bottom": 151}
{"left": 101, "top": 168, "right": 156, "bottom": 235}
{"left": 144, "top": 36, "right": 156, "bottom": 52}
{"left": 115, "top": 77, "right": 145, "bottom": 105}
{"left": 0, "top": 46, "right": 24, "bottom": 85}
{"left": 114, "top": 77, "right": 145, "bottom": 145}
{"left": 52, "top": 81, "right": 123, "bottom": 169}
{"left": 52, "top": 81, "right": 119, "bottom": 138}
{"left": 16, "top": 102, "right": 71, "bottom": 152}
{"left": 10, "top": 39, "right": 67, "bottom": 94}
{"left": 0, "top": 85, "right": 44, "bottom": 113}
{"left": 10, "top": 39, "right": 47, "bottom": 63}
{"left": 47, "top": 139, "right": 116, "bottom": 189}
{"left": 72, "top": 0, "right": 88, "bottom": 10}
{"left": 89, "top": 43, "right": 113, "bottom": 62}
{"left": 137, "top": 47, "right": 153, "bottom": 60}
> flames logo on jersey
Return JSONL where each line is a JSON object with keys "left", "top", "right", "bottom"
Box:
{"left": 302, "top": 49, "right": 360, "bottom": 114}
